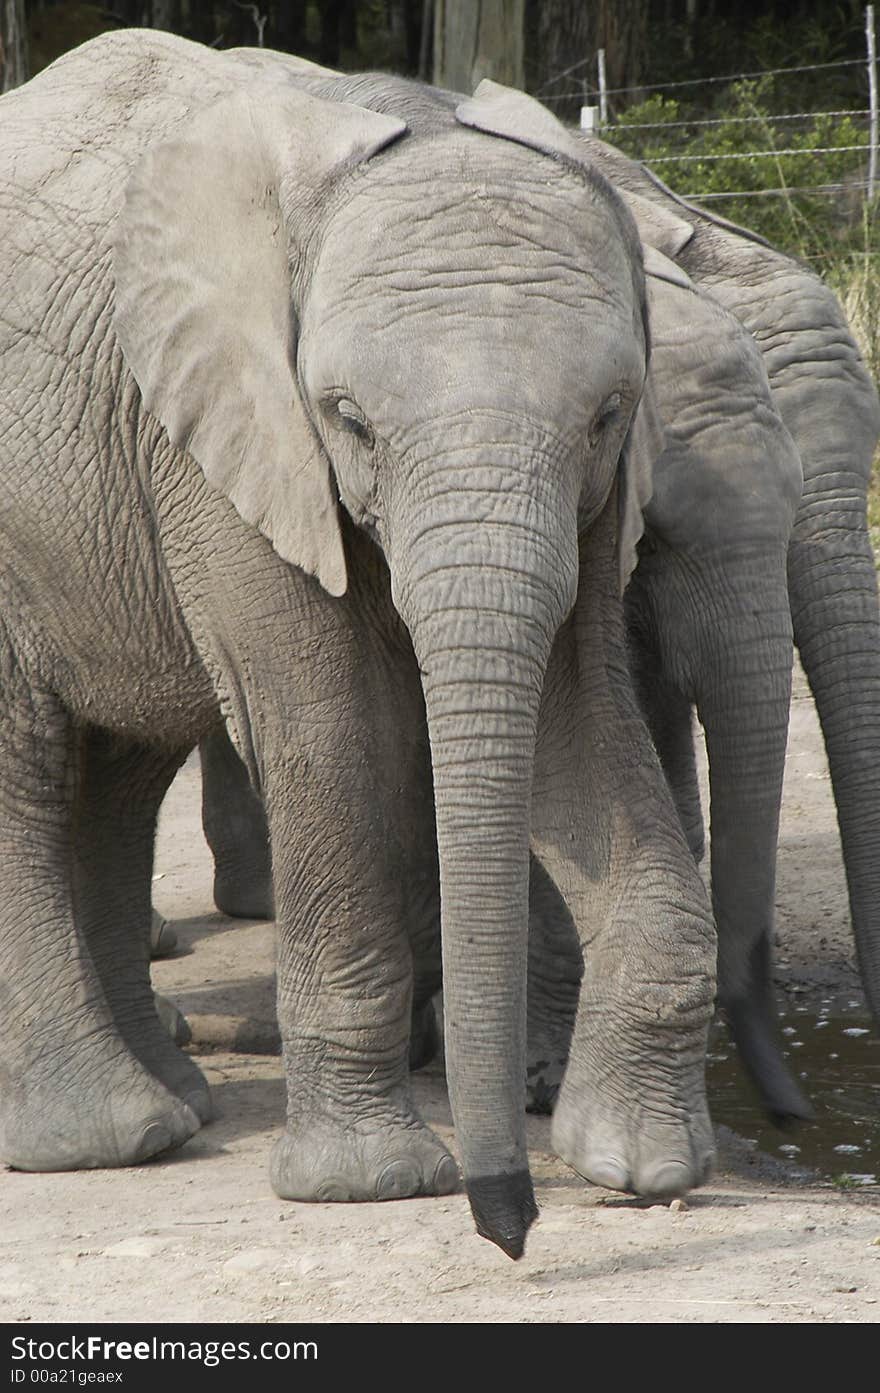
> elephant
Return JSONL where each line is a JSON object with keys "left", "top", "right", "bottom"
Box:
{"left": 206, "top": 58, "right": 842, "bottom": 1120}
{"left": 0, "top": 30, "right": 717, "bottom": 1260}
{"left": 575, "top": 130, "right": 880, "bottom": 1104}
{"left": 187, "top": 225, "right": 808, "bottom": 1122}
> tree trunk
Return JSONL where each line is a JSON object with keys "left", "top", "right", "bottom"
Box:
{"left": 433, "top": 0, "right": 524, "bottom": 93}
{"left": 524, "top": 0, "right": 647, "bottom": 121}
{"left": 0, "top": 0, "right": 28, "bottom": 93}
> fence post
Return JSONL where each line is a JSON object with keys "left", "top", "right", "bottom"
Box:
{"left": 597, "top": 47, "right": 608, "bottom": 126}
{"left": 868, "top": 4, "right": 878, "bottom": 202}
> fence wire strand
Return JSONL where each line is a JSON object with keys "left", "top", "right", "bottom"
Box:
{"left": 540, "top": 56, "right": 865, "bottom": 104}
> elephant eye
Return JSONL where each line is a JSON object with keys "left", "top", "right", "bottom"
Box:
{"left": 589, "top": 392, "right": 623, "bottom": 449}
{"left": 330, "top": 396, "right": 375, "bottom": 449}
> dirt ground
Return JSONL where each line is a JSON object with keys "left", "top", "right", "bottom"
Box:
{"left": 1, "top": 667, "right": 878, "bottom": 1324}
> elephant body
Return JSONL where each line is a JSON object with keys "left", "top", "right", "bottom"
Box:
{"left": 580, "top": 134, "right": 880, "bottom": 1048}
{"left": 529, "top": 133, "right": 880, "bottom": 1115}
{"left": 0, "top": 32, "right": 715, "bottom": 1257}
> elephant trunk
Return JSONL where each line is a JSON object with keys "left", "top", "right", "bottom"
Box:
{"left": 689, "top": 555, "right": 811, "bottom": 1120}
{"left": 787, "top": 519, "right": 880, "bottom": 1022}
{"left": 636, "top": 543, "right": 809, "bottom": 1120}
{"left": 388, "top": 460, "right": 578, "bottom": 1260}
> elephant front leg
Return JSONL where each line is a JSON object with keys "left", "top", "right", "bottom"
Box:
{"left": 264, "top": 733, "right": 458, "bottom": 1205}
{"left": 531, "top": 514, "right": 716, "bottom": 1199}
{"left": 72, "top": 729, "right": 211, "bottom": 1122}
{"left": 0, "top": 672, "right": 201, "bottom": 1170}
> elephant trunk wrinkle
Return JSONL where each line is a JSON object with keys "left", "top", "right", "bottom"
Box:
{"left": 394, "top": 535, "right": 572, "bottom": 1259}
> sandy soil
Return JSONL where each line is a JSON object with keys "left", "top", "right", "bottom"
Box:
{"left": 1, "top": 668, "right": 878, "bottom": 1324}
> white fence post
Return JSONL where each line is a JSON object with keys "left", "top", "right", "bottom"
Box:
{"left": 597, "top": 48, "right": 608, "bottom": 127}
{"left": 868, "top": 4, "right": 878, "bottom": 202}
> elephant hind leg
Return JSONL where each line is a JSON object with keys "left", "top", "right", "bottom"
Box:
{"left": 0, "top": 678, "right": 200, "bottom": 1170}
{"left": 526, "top": 855, "right": 581, "bottom": 1115}
{"left": 200, "top": 724, "right": 274, "bottom": 920}
{"left": 73, "top": 729, "right": 212, "bottom": 1124}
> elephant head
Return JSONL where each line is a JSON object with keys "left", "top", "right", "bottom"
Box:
{"left": 113, "top": 77, "right": 653, "bottom": 1256}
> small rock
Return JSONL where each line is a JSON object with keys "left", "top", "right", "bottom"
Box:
{"left": 669, "top": 1198, "right": 688, "bottom": 1213}
{"left": 223, "top": 1249, "right": 281, "bottom": 1274}
{"left": 102, "top": 1236, "right": 168, "bottom": 1258}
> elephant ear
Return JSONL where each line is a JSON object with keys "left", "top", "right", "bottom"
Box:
{"left": 455, "top": 81, "right": 694, "bottom": 256}
{"left": 618, "top": 372, "right": 665, "bottom": 594}
{"left": 642, "top": 243, "right": 694, "bottom": 291}
{"left": 114, "top": 85, "right": 406, "bottom": 596}
{"left": 615, "top": 187, "right": 695, "bottom": 259}
{"left": 455, "top": 79, "right": 615, "bottom": 181}
{"left": 640, "top": 160, "right": 772, "bottom": 249}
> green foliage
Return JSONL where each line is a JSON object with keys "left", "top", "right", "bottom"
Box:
{"left": 609, "top": 77, "right": 879, "bottom": 272}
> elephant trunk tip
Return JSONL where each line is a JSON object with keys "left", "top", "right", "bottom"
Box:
{"left": 725, "top": 999, "right": 816, "bottom": 1126}
{"left": 467, "top": 1171, "right": 539, "bottom": 1260}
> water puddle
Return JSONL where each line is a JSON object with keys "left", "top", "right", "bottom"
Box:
{"left": 707, "top": 1000, "right": 880, "bottom": 1186}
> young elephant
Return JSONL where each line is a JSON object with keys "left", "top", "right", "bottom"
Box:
{"left": 578, "top": 130, "right": 880, "bottom": 1080}
{"left": 0, "top": 33, "right": 714, "bottom": 1258}
{"left": 194, "top": 250, "right": 807, "bottom": 1123}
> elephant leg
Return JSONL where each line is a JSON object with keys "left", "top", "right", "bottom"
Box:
{"left": 526, "top": 855, "right": 581, "bottom": 1114}
{"left": 406, "top": 869, "right": 442, "bottom": 1072}
{"left": 149, "top": 908, "right": 178, "bottom": 959}
{"left": 267, "top": 727, "right": 459, "bottom": 1203}
{"left": 200, "top": 722, "right": 274, "bottom": 920}
{"left": 203, "top": 720, "right": 442, "bottom": 1070}
{"left": 627, "top": 624, "right": 705, "bottom": 861}
{"left": 0, "top": 674, "right": 200, "bottom": 1170}
{"left": 531, "top": 505, "right": 716, "bottom": 1199}
{"left": 72, "top": 730, "right": 211, "bottom": 1123}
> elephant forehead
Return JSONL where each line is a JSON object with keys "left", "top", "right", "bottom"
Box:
{"left": 314, "top": 142, "right": 640, "bottom": 310}
{"left": 304, "top": 162, "right": 643, "bottom": 423}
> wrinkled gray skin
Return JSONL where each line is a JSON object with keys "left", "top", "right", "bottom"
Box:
{"left": 576, "top": 135, "right": 880, "bottom": 1118}
{"left": 196, "top": 251, "right": 807, "bottom": 1121}
{"left": 0, "top": 32, "right": 715, "bottom": 1259}
{"left": 192, "top": 56, "right": 824, "bottom": 1122}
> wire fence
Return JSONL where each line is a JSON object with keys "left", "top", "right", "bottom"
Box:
{"left": 553, "top": 13, "right": 880, "bottom": 211}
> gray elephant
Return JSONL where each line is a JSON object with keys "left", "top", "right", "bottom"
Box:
{"left": 210, "top": 60, "right": 839, "bottom": 1119}
{"left": 572, "top": 127, "right": 880, "bottom": 1108}
{"left": 0, "top": 31, "right": 715, "bottom": 1259}
{"left": 191, "top": 235, "right": 808, "bottom": 1122}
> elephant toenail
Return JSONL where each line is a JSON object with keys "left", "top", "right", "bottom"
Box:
{"left": 433, "top": 1155, "right": 461, "bottom": 1195}
{"left": 135, "top": 1124, "right": 173, "bottom": 1162}
{"left": 184, "top": 1090, "right": 213, "bottom": 1124}
{"left": 640, "top": 1160, "right": 692, "bottom": 1198}
{"left": 376, "top": 1160, "right": 421, "bottom": 1200}
{"left": 580, "top": 1157, "right": 631, "bottom": 1192}
{"left": 315, "top": 1177, "right": 354, "bottom": 1202}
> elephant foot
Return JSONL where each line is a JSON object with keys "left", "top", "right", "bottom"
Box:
{"left": 213, "top": 868, "right": 274, "bottom": 921}
{"left": 119, "top": 1009, "right": 212, "bottom": 1124}
{"left": 269, "top": 1110, "right": 460, "bottom": 1203}
{"left": 551, "top": 1077, "right": 715, "bottom": 1200}
{"left": 154, "top": 991, "right": 192, "bottom": 1047}
{"left": 408, "top": 998, "right": 439, "bottom": 1072}
{"left": 0, "top": 1046, "right": 202, "bottom": 1172}
{"left": 149, "top": 908, "right": 178, "bottom": 959}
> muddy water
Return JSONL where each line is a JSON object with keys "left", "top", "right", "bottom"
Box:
{"left": 707, "top": 1002, "right": 880, "bottom": 1185}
